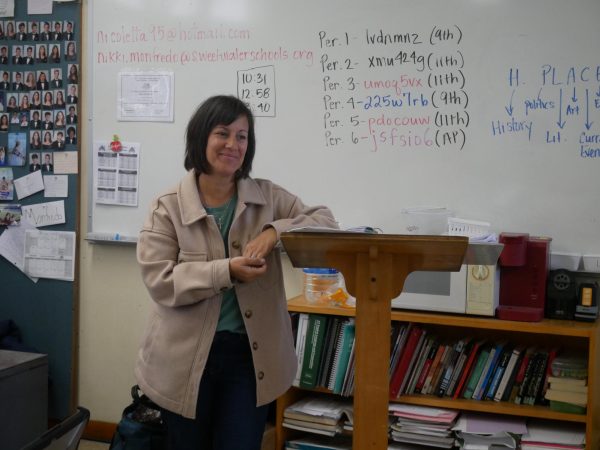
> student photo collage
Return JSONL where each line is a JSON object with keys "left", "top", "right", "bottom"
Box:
{"left": 0, "top": 19, "right": 78, "bottom": 173}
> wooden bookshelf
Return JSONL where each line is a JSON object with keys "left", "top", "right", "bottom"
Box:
{"left": 276, "top": 295, "right": 600, "bottom": 449}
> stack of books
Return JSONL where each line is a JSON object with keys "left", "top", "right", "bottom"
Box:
{"left": 283, "top": 396, "right": 352, "bottom": 437}
{"left": 543, "top": 354, "right": 588, "bottom": 414}
{"left": 388, "top": 404, "right": 458, "bottom": 448}
{"left": 544, "top": 375, "right": 588, "bottom": 414}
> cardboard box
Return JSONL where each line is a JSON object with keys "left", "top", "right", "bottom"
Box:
{"left": 466, "top": 264, "right": 500, "bottom": 316}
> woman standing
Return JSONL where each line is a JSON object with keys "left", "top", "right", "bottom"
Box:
{"left": 136, "top": 95, "right": 336, "bottom": 450}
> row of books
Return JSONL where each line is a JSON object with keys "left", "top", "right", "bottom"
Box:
{"left": 292, "top": 313, "right": 356, "bottom": 395}
{"left": 389, "top": 323, "right": 564, "bottom": 406}
{"left": 292, "top": 313, "right": 584, "bottom": 408}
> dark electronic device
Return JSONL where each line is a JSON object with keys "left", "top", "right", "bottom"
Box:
{"left": 545, "top": 269, "right": 577, "bottom": 320}
{"left": 575, "top": 281, "right": 598, "bottom": 321}
{"left": 546, "top": 270, "right": 600, "bottom": 322}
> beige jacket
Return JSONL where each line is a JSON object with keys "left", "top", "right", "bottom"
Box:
{"left": 135, "top": 170, "right": 337, "bottom": 418}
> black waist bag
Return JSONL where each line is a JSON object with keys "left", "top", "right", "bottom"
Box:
{"left": 109, "top": 385, "right": 166, "bottom": 450}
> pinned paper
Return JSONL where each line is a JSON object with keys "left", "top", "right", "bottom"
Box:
{"left": 0, "top": 0, "right": 15, "bottom": 17}
{"left": 24, "top": 229, "right": 75, "bottom": 281}
{"left": 53, "top": 151, "right": 78, "bottom": 174}
{"left": 0, "top": 220, "right": 39, "bottom": 282}
{"left": 14, "top": 169, "right": 44, "bottom": 199}
{"left": 22, "top": 200, "right": 66, "bottom": 227}
{"left": 44, "top": 175, "right": 69, "bottom": 198}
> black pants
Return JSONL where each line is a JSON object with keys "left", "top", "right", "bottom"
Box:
{"left": 162, "top": 331, "right": 269, "bottom": 450}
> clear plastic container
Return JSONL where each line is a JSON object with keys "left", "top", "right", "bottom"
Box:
{"left": 303, "top": 268, "right": 341, "bottom": 304}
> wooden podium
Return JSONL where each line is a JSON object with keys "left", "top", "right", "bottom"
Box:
{"left": 280, "top": 232, "right": 469, "bottom": 450}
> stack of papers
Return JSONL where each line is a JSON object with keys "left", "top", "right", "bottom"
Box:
{"left": 453, "top": 412, "right": 527, "bottom": 435}
{"left": 285, "top": 435, "right": 429, "bottom": 450}
{"left": 388, "top": 404, "right": 459, "bottom": 448}
{"left": 520, "top": 420, "right": 585, "bottom": 450}
{"left": 283, "top": 397, "right": 352, "bottom": 437}
{"left": 453, "top": 412, "right": 524, "bottom": 450}
{"left": 456, "top": 431, "right": 517, "bottom": 449}
{"left": 285, "top": 435, "right": 352, "bottom": 450}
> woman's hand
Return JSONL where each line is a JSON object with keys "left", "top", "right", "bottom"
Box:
{"left": 229, "top": 227, "right": 277, "bottom": 283}
{"left": 243, "top": 227, "right": 277, "bottom": 260}
{"left": 229, "top": 256, "right": 266, "bottom": 282}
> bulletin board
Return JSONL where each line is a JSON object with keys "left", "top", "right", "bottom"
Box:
{"left": 0, "top": 1, "right": 81, "bottom": 419}
{"left": 87, "top": 0, "right": 600, "bottom": 256}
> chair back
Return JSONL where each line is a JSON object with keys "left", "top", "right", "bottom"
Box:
{"left": 21, "top": 407, "right": 90, "bottom": 450}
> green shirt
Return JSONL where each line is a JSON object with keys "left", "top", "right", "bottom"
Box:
{"left": 205, "top": 193, "right": 245, "bottom": 333}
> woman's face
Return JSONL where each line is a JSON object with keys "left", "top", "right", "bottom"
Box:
{"left": 44, "top": 92, "right": 52, "bottom": 102}
{"left": 57, "top": 111, "right": 64, "bottom": 120}
{"left": 44, "top": 132, "right": 51, "bottom": 141}
{"left": 9, "top": 96, "right": 16, "bottom": 105}
{"left": 205, "top": 115, "right": 249, "bottom": 178}
{"left": 57, "top": 91, "right": 64, "bottom": 100}
{"left": 1, "top": 116, "right": 7, "bottom": 125}
{"left": 34, "top": 132, "right": 40, "bottom": 141}
{"left": 33, "top": 92, "right": 40, "bottom": 102}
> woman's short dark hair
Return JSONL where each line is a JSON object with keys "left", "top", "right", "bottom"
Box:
{"left": 184, "top": 95, "right": 255, "bottom": 179}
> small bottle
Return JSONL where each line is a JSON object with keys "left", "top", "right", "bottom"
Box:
{"left": 303, "top": 268, "right": 340, "bottom": 304}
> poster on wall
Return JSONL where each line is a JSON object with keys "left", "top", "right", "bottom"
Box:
{"left": 117, "top": 70, "right": 174, "bottom": 122}
{"left": 94, "top": 140, "right": 140, "bottom": 206}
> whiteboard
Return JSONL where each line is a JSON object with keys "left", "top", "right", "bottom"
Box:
{"left": 88, "top": 0, "right": 600, "bottom": 254}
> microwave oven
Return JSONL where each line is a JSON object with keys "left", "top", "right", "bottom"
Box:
{"left": 391, "top": 265, "right": 467, "bottom": 313}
